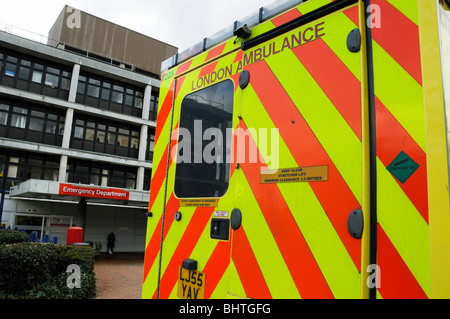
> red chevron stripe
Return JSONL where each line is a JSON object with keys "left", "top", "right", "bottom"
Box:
{"left": 272, "top": 8, "right": 302, "bottom": 27}
{"left": 238, "top": 120, "right": 334, "bottom": 298}
{"left": 192, "top": 128, "right": 242, "bottom": 299}
{"left": 375, "top": 97, "right": 429, "bottom": 223}
{"left": 202, "top": 240, "right": 231, "bottom": 299}
{"left": 292, "top": 38, "right": 362, "bottom": 140}
{"left": 176, "top": 60, "right": 192, "bottom": 76}
{"left": 205, "top": 43, "right": 227, "bottom": 62}
{"left": 146, "top": 69, "right": 240, "bottom": 298}
{"left": 232, "top": 225, "right": 272, "bottom": 298}
{"left": 143, "top": 193, "right": 180, "bottom": 283}
{"left": 291, "top": 31, "right": 428, "bottom": 223}
{"left": 175, "top": 75, "right": 187, "bottom": 98}
{"left": 152, "top": 142, "right": 238, "bottom": 299}
{"left": 372, "top": 0, "right": 422, "bottom": 85}
{"left": 199, "top": 61, "right": 219, "bottom": 78}
{"left": 149, "top": 121, "right": 179, "bottom": 211}
{"left": 148, "top": 144, "right": 169, "bottom": 212}
{"left": 143, "top": 216, "right": 163, "bottom": 285}
{"left": 155, "top": 80, "right": 175, "bottom": 144}
{"left": 342, "top": 0, "right": 422, "bottom": 85}
{"left": 246, "top": 60, "right": 362, "bottom": 271}
{"left": 377, "top": 224, "right": 428, "bottom": 299}
{"left": 234, "top": 50, "right": 243, "bottom": 64}
{"left": 153, "top": 207, "right": 214, "bottom": 299}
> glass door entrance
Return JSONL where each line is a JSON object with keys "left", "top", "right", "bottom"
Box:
{"left": 13, "top": 213, "right": 73, "bottom": 243}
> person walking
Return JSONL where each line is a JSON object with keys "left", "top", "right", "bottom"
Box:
{"left": 107, "top": 232, "right": 115, "bottom": 255}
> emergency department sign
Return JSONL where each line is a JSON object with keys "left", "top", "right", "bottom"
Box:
{"left": 59, "top": 183, "right": 130, "bottom": 200}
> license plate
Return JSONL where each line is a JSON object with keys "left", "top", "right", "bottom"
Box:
{"left": 177, "top": 267, "right": 205, "bottom": 299}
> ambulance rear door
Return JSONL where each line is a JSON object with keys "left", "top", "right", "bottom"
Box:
{"left": 229, "top": 0, "right": 368, "bottom": 298}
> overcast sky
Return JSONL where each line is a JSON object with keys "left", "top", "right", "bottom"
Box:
{"left": 0, "top": 0, "right": 276, "bottom": 51}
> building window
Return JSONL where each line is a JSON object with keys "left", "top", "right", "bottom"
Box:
{"left": 0, "top": 53, "right": 3, "bottom": 77}
{"left": 111, "top": 85, "right": 124, "bottom": 104}
{"left": 118, "top": 128, "right": 129, "bottom": 147}
{"left": 85, "top": 122, "right": 95, "bottom": 141}
{"left": 10, "top": 107, "right": 27, "bottom": 129}
{"left": 96, "top": 124, "right": 106, "bottom": 143}
{"left": 111, "top": 170, "right": 125, "bottom": 188}
{"left": 0, "top": 99, "right": 65, "bottom": 146}
{"left": 135, "top": 91, "right": 143, "bottom": 109}
{"left": 74, "top": 119, "right": 85, "bottom": 139}
{"left": 131, "top": 131, "right": 139, "bottom": 149}
{"left": 0, "top": 103, "right": 9, "bottom": 125}
{"left": 32, "top": 69, "right": 43, "bottom": 83}
{"left": 90, "top": 167, "right": 100, "bottom": 186}
{"left": 18, "top": 60, "right": 32, "bottom": 80}
{"left": 0, "top": 154, "right": 6, "bottom": 180}
{"left": 102, "top": 169, "right": 109, "bottom": 186}
{"left": 146, "top": 131, "right": 155, "bottom": 161}
{"left": 46, "top": 114, "right": 63, "bottom": 135}
{"left": 107, "top": 126, "right": 116, "bottom": 145}
{"left": 70, "top": 164, "right": 90, "bottom": 185}
{"left": 43, "top": 161, "right": 59, "bottom": 181}
{"left": 7, "top": 156, "right": 23, "bottom": 179}
{"left": 77, "top": 75, "right": 86, "bottom": 94}
{"left": 76, "top": 71, "right": 145, "bottom": 117}
{"left": 0, "top": 149, "right": 59, "bottom": 190}
{"left": 101, "top": 82, "right": 111, "bottom": 100}
{"left": 5, "top": 56, "right": 18, "bottom": 77}
{"left": 70, "top": 114, "right": 140, "bottom": 158}
{"left": 27, "top": 158, "right": 43, "bottom": 179}
{"left": 126, "top": 172, "right": 136, "bottom": 189}
{"left": 66, "top": 159, "right": 137, "bottom": 190}
{"left": 149, "top": 92, "right": 159, "bottom": 121}
{"left": 44, "top": 73, "right": 59, "bottom": 88}
{"left": 143, "top": 169, "right": 151, "bottom": 191}
{"left": 0, "top": 48, "right": 71, "bottom": 100}
{"left": 29, "top": 110, "right": 45, "bottom": 131}
{"left": 87, "top": 78, "right": 101, "bottom": 98}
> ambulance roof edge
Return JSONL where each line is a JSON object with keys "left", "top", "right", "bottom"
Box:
{"left": 160, "top": 0, "right": 305, "bottom": 73}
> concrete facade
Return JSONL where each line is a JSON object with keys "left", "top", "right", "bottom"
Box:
{"left": 0, "top": 8, "right": 175, "bottom": 252}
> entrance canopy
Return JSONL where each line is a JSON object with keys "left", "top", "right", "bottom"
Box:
{"left": 9, "top": 179, "right": 149, "bottom": 208}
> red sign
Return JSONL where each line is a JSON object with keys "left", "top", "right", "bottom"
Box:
{"left": 59, "top": 183, "right": 130, "bottom": 200}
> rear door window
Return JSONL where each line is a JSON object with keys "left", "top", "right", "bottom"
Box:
{"left": 174, "top": 80, "right": 234, "bottom": 198}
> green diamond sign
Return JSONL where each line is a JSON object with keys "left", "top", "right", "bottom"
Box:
{"left": 386, "top": 151, "right": 419, "bottom": 184}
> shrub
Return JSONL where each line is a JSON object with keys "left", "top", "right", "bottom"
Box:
{"left": 0, "top": 242, "right": 96, "bottom": 299}
{"left": 0, "top": 229, "right": 29, "bottom": 245}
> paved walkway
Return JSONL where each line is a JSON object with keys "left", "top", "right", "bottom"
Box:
{"left": 94, "top": 253, "right": 144, "bottom": 299}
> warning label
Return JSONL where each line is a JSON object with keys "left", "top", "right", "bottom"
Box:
{"left": 386, "top": 151, "right": 419, "bottom": 184}
{"left": 261, "top": 166, "right": 328, "bottom": 184}
{"left": 180, "top": 199, "right": 219, "bottom": 207}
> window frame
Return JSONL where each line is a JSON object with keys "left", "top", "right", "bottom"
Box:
{"left": 173, "top": 79, "right": 234, "bottom": 199}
